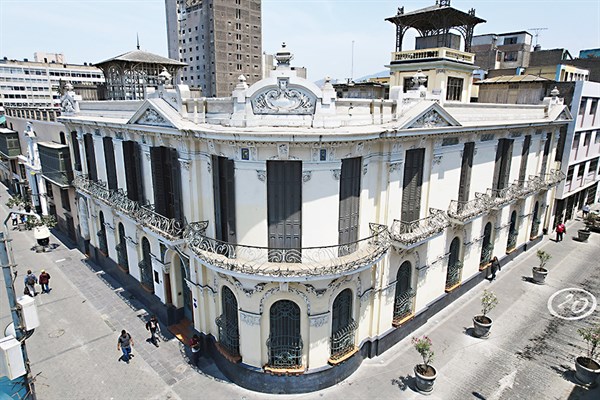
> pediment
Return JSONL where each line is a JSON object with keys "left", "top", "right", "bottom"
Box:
{"left": 554, "top": 107, "right": 573, "bottom": 122}
{"left": 404, "top": 103, "right": 461, "bottom": 129}
{"left": 128, "top": 102, "right": 177, "bottom": 128}
{"left": 249, "top": 77, "right": 318, "bottom": 115}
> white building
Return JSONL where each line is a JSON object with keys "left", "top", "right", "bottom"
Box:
{"left": 58, "top": 43, "right": 571, "bottom": 392}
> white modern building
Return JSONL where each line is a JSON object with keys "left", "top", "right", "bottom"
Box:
{"left": 58, "top": 37, "right": 570, "bottom": 391}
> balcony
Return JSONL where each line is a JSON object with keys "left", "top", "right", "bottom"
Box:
{"left": 447, "top": 194, "right": 490, "bottom": 224}
{"left": 541, "top": 170, "right": 566, "bottom": 188}
{"left": 485, "top": 185, "right": 521, "bottom": 209}
{"left": 38, "top": 142, "right": 73, "bottom": 187}
{"left": 514, "top": 179, "right": 539, "bottom": 199}
{"left": 0, "top": 128, "right": 21, "bottom": 159}
{"left": 183, "top": 222, "right": 390, "bottom": 279}
{"left": 73, "top": 175, "right": 184, "bottom": 241}
{"left": 390, "top": 208, "right": 449, "bottom": 250}
{"left": 391, "top": 47, "right": 475, "bottom": 64}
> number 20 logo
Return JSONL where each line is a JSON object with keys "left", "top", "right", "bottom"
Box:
{"left": 547, "top": 288, "right": 597, "bottom": 320}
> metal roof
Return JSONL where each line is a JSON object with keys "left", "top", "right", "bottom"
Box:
{"left": 385, "top": 5, "right": 485, "bottom": 30}
{"left": 95, "top": 50, "right": 186, "bottom": 67}
{"left": 477, "top": 75, "right": 551, "bottom": 84}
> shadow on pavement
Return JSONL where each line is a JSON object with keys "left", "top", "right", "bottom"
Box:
{"left": 472, "top": 391, "right": 487, "bottom": 399}
{"left": 391, "top": 374, "right": 416, "bottom": 392}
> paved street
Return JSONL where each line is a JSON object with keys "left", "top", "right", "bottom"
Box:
{"left": 1, "top": 184, "right": 599, "bottom": 400}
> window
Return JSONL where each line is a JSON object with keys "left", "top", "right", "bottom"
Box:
{"left": 503, "top": 51, "right": 518, "bottom": 62}
{"left": 216, "top": 286, "right": 240, "bottom": 358}
{"left": 267, "top": 300, "right": 302, "bottom": 368}
{"left": 446, "top": 77, "right": 463, "bottom": 101}
{"left": 393, "top": 261, "right": 415, "bottom": 325}
{"left": 330, "top": 289, "right": 356, "bottom": 361}
{"left": 445, "top": 237, "right": 462, "bottom": 290}
{"left": 60, "top": 189, "right": 70, "bottom": 211}
{"left": 503, "top": 37, "right": 518, "bottom": 45}
{"left": 506, "top": 211, "right": 518, "bottom": 251}
{"left": 140, "top": 237, "right": 154, "bottom": 292}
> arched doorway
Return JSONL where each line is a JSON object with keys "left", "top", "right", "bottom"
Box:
{"left": 267, "top": 300, "right": 302, "bottom": 369}
{"left": 97, "top": 211, "right": 108, "bottom": 255}
{"left": 116, "top": 223, "right": 129, "bottom": 272}
{"left": 216, "top": 286, "right": 240, "bottom": 358}
{"left": 330, "top": 289, "right": 356, "bottom": 360}
{"left": 445, "top": 237, "right": 462, "bottom": 290}
{"left": 507, "top": 211, "right": 518, "bottom": 251}
{"left": 140, "top": 237, "right": 154, "bottom": 292}
{"left": 530, "top": 202, "right": 540, "bottom": 239}
{"left": 393, "top": 261, "right": 415, "bottom": 325}
{"left": 480, "top": 222, "right": 494, "bottom": 267}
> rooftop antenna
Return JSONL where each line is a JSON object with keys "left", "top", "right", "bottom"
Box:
{"left": 350, "top": 40, "right": 355, "bottom": 83}
{"left": 529, "top": 27, "right": 548, "bottom": 46}
{"left": 136, "top": 33, "right": 140, "bottom": 50}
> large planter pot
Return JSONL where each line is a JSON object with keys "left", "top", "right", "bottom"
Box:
{"left": 473, "top": 315, "right": 493, "bottom": 338}
{"left": 532, "top": 267, "right": 548, "bottom": 284}
{"left": 577, "top": 229, "right": 591, "bottom": 242}
{"left": 574, "top": 356, "right": 600, "bottom": 386}
{"left": 414, "top": 364, "right": 437, "bottom": 394}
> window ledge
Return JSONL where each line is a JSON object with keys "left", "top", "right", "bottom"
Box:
{"left": 263, "top": 365, "right": 305, "bottom": 376}
{"left": 479, "top": 262, "right": 491, "bottom": 271}
{"left": 216, "top": 343, "right": 241, "bottom": 364}
{"left": 392, "top": 313, "right": 415, "bottom": 328}
{"left": 445, "top": 282, "right": 461, "bottom": 293}
{"left": 328, "top": 347, "right": 358, "bottom": 366}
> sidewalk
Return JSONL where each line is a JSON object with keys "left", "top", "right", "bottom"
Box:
{"left": 1, "top": 185, "right": 599, "bottom": 399}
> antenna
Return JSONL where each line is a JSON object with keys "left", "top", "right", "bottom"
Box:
{"left": 136, "top": 33, "right": 140, "bottom": 50}
{"left": 528, "top": 27, "right": 548, "bottom": 46}
{"left": 350, "top": 40, "right": 355, "bottom": 83}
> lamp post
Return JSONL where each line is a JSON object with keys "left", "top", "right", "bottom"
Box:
{"left": 1, "top": 211, "right": 38, "bottom": 399}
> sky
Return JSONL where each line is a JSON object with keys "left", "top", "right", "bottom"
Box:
{"left": 0, "top": 0, "right": 599, "bottom": 82}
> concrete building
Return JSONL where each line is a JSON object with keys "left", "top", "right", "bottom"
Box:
{"left": 57, "top": 23, "right": 570, "bottom": 391}
{"left": 165, "top": 0, "right": 263, "bottom": 97}
{"left": 472, "top": 31, "right": 533, "bottom": 73}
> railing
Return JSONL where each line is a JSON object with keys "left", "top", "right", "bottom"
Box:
{"left": 266, "top": 337, "right": 303, "bottom": 369}
{"left": 486, "top": 185, "right": 521, "bottom": 208}
{"left": 447, "top": 195, "right": 490, "bottom": 222}
{"left": 97, "top": 230, "right": 108, "bottom": 254}
{"left": 479, "top": 244, "right": 494, "bottom": 267}
{"left": 390, "top": 208, "right": 449, "bottom": 248}
{"left": 391, "top": 47, "right": 475, "bottom": 64}
{"left": 184, "top": 222, "right": 390, "bottom": 278}
{"left": 215, "top": 315, "right": 240, "bottom": 358}
{"left": 393, "top": 289, "right": 416, "bottom": 323}
{"left": 506, "top": 230, "right": 518, "bottom": 251}
{"left": 138, "top": 259, "right": 154, "bottom": 290}
{"left": 530, "top": 219, "right": 541, "bottom": 239}
{"left": 445, "top": 261, "right": 463, "bottom": 290}
{"left": 116, "top": 242, "right": 129, "bottom": 270}
{"left": 330, "top": 320, "right": 358, "bottom": 361}
{"left": 541, "top": 170, "right": 566, "bottom": 188}
{"left": 515, "top": 179, "right": 538, "bottom": 198}
{"left": 74, "top": 175, "right": 184, "bottom": 240}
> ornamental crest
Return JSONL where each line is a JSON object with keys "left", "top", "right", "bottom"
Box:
{"left": 251, "top": 78, "right": 317, "bottom": 115}
{"left": 410, "top": 110, "right": 450, "bottom": 129}
{"left": 136, "top": 108, "right": 169, "bottom": 127}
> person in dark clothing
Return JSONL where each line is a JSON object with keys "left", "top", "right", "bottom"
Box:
{"left": 117, "top": 330, "right": 134, "bottom": 363}
{"left": 490, "top": 256, "right": 501, "bottom": 280}
{"left": 145, "top": 315, "right": 160, "bottom": 346}
{"left": 190, "top": 334, "right": 201, "bottom": 366}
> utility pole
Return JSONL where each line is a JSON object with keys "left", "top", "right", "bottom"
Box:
{"left": 1, "top": 213, "right": 37, "bottom": 399}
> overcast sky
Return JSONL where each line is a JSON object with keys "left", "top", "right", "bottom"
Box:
{"left": 0, "top": 0, "right": 598, "bottom": 81}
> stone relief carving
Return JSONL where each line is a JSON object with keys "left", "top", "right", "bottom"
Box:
{"left": 389, "top": 162, "right": 403, "bottom": 173}
{"left": 363, "top": 164, "right": 368, "bottom": 176}
{"left": 356, "top": 142, "right": 364, "bottom": 155}
{"left": 207, "top": 140, "right": 216, "bottom": 154}
{"left": 332, "top": 169, "right": 341, "bottom": 180}
{"left": 259, "top": 286, "right": 311, "bottom": 314}
{"left": 304, "top": 284, "right": 328, "bottom": 297}
{"left": 309, "top": 313, "right": 329, "bottom": 328}
{"left": 239, "top": 310, "right": 261, "bottom": 326}
{"left": 137, "top": 109, "right": 168, "bottom": 126}
{"left": 277, "top": 143, "right": 289, "bottom": 160}
{"left": 256, "top": 170, "right": 266, "bottom": 182}
{"left": 432, "top": 155, "right": 443, "bottom": 165}
{"left": 179, "top": 159, "right": 191, "bottom": 171}
{"left": 302, "top": 171, "right": 312, "bottom": 183}
{"left": 410, "top": 110, "right": 450, "bottom": 129}
{"left": 251, "top": 78, "right": 317, "bottom": 115}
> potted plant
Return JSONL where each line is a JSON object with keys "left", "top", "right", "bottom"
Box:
{"left": 473, "top": 290, "right": 498, "bottom": 338}
{"left": 412, "top": 335, "right": 436, "bottom": 393}
{"left": 577, "top": 225, "right": 591, "bottom": 242}
{"left": 532, "top": 250, "right": 551, "bottom": 284}
{"left": 585, "top": 212, "right": 600, "bottom": 233}
{"left": 575, "top": 324, "right": 600, "bottom": 386}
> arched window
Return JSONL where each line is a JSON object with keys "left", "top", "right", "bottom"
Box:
{"left": 267, "top": 300, "right": 302, "bottom": 369}
{"left": 445, "top": 237, "right": 462, "bottom": 290}
{"left": 393, "top": 261, "right": 415, "bottom": 325}
{"left": 59, "top": 131, "right": 66, "bottom": 145}
{"left": 507, "top": 211, "right": 518, "bottom": 251}
{"left": 330, "top": 289, "right": 357, "bottom": 360}
{"left": 530, "top": 202, "right": 540, "bottom": 239}
{"left": 480, "top": 222, "right": 494, "bottom": 266}
{"left": 140, "top": 237, "right": 154, "bottom": 292}
{"left": 97, "top": 211, "right": 108, "bottom": 255}
{"left": 116, "top": 223, "right": 129, "bottom": 272}
{"left": 216, "top": 286, "right": 240, "bottom": 358}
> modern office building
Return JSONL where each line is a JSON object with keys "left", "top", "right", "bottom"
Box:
{"left": 165, "top": 0, "right": 263, "bottom": 97}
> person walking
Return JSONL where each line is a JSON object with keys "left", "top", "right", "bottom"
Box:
{"left": 23, "top": 270, "right": 37, "bottom": 296}
{"left": 555, "top": 220, "right": 566, "bottom": 242}
{"left": 11, "top": 212, "right": 17, "bottom": 227}
{"left": 117, "top": 330, "right": 134, "bottom": 363}
{"left": 582, "top": 204, "right": 590, "bottom": 219}
{"left": 490, "top": 256, "right": 501, "bottom": 280}
{"left": 145, "top": 315, "right": 160, "bottom": 346}
{"left": 39, "top": 270, "right": 51, "bottom": 293}
{"left": 190, "top": 334, "right": 201, "bottom": 366}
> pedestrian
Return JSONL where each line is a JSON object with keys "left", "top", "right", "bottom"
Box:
{"left": 554, "top": 220, "right": 566, "bottom": 242}
{"left": 11, "top": 212, "right": 17, "bottom": 227}
{"left": 145, "top": 315, "right": 160, "bottom": 346}
{"left": 190, "top": 334, "right": 201, "bottom": 366}
{"left": 490, "top": 256, "right": 501, "bottom": 280}
{"left": 582, "top": 204, "right": 590, "bottom": 219}
{"left": 117, "top": 330, "right": 134, "bottom": 363}
{"left": 39, "top": 270, "right": 51, "bottom": 293}
{"left": 23, "top": 270, "right": 37, "bottom": 297}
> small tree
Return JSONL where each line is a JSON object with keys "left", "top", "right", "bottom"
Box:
{"left": 481, "top": 289, "right": 498, "bottom": 317}
{"left": 412, "top": 335, "right": 434, "bottom": 373}
{"left": 536, "top": 250, "right": 551, "bottom": 270}
{"left": 6, "top": 195, "right": 31, "bottom": 211}
{"left": 577, "top": 324, "right": 600, "bottom": 362}
{"left": 26, "top": 215, "right": 57, "bottom": 230}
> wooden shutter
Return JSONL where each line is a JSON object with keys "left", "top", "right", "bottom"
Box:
{"left": 213, "top": 156, "right": 237, "bottom": 243}
{"left": 338, "top": 157, "right": 361, "bottom": 247}
{"left": 540, "top": 132, "right": 552, "bottom": 174}
{"left": 458, "top": 142, "right": 474, "bottom": 202}
{"left": 70, "top": 131, "right": 82, "bottom": 171}
{"left": 83, "top": 134, "right": 97, "bottom": 181}
{"left": 401, "top": 148, "right": 425, "bottom": 222}
{"left": 491, "top": 139, "right": 504, "bottom": 192}
{"left": 170, "top": 148, "right": 183, "bottom": 223}
{"left": 151, "top": 147, "right": 167, "bottom": 217}
{"left": 103, "top": 137, "right": 118, "bottom": 190}
{"left": 267, "top": 161, "right": 302, "bottom": 255}
{"left": 500, "top": 139, "right": 514, "bottom": 189}
{"left": 518, "top": 135, "right": 531, "bottom": 184}
{"left": 133, "top": 143, "right": 145, "bottom": 203}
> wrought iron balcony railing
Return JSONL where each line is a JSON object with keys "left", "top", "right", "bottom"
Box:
{"left": 515, "top": 179, "right": 538, "bottom": 198}
{"left": 485, "top": 184, "right": 521, "bottom": 209}
{"left": 447, "top": 194, "right": 490, "bottom": 223}
{"left": 330, "top": 320, "right": 358, "bottom": 361}
{"left": 97, "top": 230, "right": 108, "bottom": 254}
{"left": 115, "top": 242, "right": 129, "bottom": 270}
{"left": 480, "top": 244, "right": 494, "bottom": 267}
{"left": 393, "top": 289, "right": 416, "bottom": 324}
{"left": 138, "top": 259, "right": 154, "bottom": 289}
{"left": 506, "top": 230, "right": 518, "bottom": 251}
{"left": 541, "top": 170, "right": 566, "bottom": 188}
{"left": 530, "top": 219, "right": 541, "bottom": 239}
{"left": 73, "top": 175, "right": 184, "bottom": 240}
{"left": 266, "top": 337, "right": 303, "bottom": 369}
{"left": 390, "top": 208, "right": 449, "bottom": 249}
{"left": 216, "top": 314, "right": 240, "bottom": 358}
{"left": 184, "top": 222, "right": 390, "bottom": 278}
{"left": 445, "top": 261, "right": 463, "bottom": 290}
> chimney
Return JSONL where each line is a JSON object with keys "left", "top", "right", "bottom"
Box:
{"left": 534, "top": 44, "right": 541, "bottom": 51}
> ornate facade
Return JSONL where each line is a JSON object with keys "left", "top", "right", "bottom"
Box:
{"left": 59, "top": 47, "right": 570, "bottom": 392}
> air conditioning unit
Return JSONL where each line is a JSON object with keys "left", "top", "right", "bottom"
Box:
{"left": 16, "top": 296, "right": 40, "bottom": 331}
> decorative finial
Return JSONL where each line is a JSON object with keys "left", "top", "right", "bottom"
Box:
{"left": 275, "top": 42, "right": 293, "bottom": 67}
{"left": 238, "top": 74, "right": 246, "bottom": 83}
{"left": 158, "top": 67, "right": 172, "bottom": 85}
{"left": 136, "top": 33, "right": 140, "bottom": 50}
{"left": 550, "top": 86, "right": 560, "bottom": 98}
